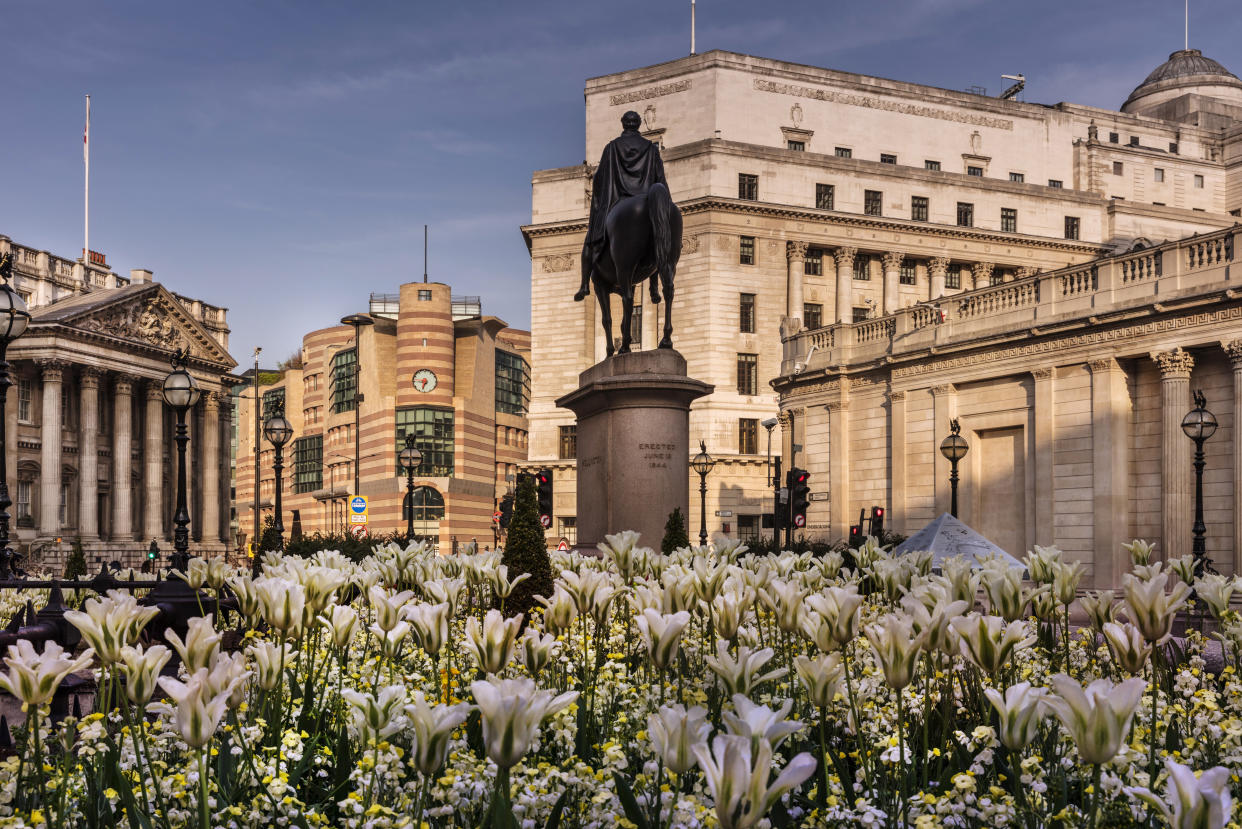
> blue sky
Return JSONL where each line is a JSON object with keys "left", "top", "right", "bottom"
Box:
{"left": 2, "top": 0, "right": 1232, "bottom": 366}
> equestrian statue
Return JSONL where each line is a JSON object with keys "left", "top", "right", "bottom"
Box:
{"left": 575, "top": 110, "right": 682, "bottom": 354}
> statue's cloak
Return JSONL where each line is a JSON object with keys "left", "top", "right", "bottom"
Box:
{"left": 583, "top": 130, "right": 667, "bottom": 260}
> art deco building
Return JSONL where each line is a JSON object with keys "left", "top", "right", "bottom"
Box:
{"left": 232, "top": 282, "right": 530, "bottom": 551}
{"left": 0, "top": 235, "right": 236, "bottom": 570}
{"left": 524, "top": 47, "right": 1242, "bottom": 550}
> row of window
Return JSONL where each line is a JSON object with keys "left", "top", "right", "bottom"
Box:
{"left": 1111, "top": 161, "right": 1205, "bottom": 189}
{"left": 1104, "top": 131, "right": 1178, "bottom": 155}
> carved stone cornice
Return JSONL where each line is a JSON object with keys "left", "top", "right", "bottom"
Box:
{"left": 1222, "top": 339, "right": 1242, "bottom": 368}
{"left": 928, "top": 256, "right": 950, "bottom": 277}
{"left": 931, "top": 384, "right": 956, "bottom": 396}
{"left": 786, "top": 240, "right": 809, "bottom": 261}
{"left": 1151, "top": 347, "right": 1194, "bottom": 379}
{"left": 1031, "top": 366, "right": 1054, "bottom": 380}
{"left": 832, "top": 246, "right": 857, "bottom": 268}
{"left": 1089, "top": 358, "right": 1120, "bottom": 373}
{"left": 881, "top": 251, "right": 905, "bottom": 271}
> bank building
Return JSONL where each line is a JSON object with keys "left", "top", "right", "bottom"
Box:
{"left": 0, "top": 235, "right": 236, "bottom": 570}
{"left": 524, "top": 47, "right": 1242, "bottom": 583}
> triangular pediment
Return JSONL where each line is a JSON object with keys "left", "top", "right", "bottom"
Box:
{"left": 32, "top": 283, "right": 235, "bottom": 369}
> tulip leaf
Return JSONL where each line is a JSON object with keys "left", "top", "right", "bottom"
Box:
{"left": 611, "top": 772, "right": 651, "bottom": 829}
{"left": 544, "top": 789, "right": 571, "bottom": 829}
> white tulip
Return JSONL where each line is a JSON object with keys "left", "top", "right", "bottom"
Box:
{"left": 1124, "top": 572, "right": 1191, "bottom": 644}
{"left": 1045, "top": 673, "right": 1146, "bottom": 765}
{"left": 341, "top": 684, "right": 408, "bottom": 743}
{"left": 117, "top": 644, "right": 171, "bottom": 705}
{"left": 247, "top": 639, "right": 294, "bottom": 691}
{"left": 794, "top": 652, "right": 844, "bottom": 710}
{"left": 983, "top": 681, "right": 1049, "bottom": 751}
{"left": 648, "top": 703, "right": 710, "bottom": 774}
{"left": 1123, "top": 539, "right": 1156, "bottom": 566}
{"left": 536, "top": 586, "right": 578, "bottom": 634}
{"left": 64, "top": 590, "right": 160, "bottom": 665}
{"left": 805, "top": 585, "right": 865, "bottom": 648}
{"left": 406, "top": 602, "right": 451, "bottom": 657}
{"left": 403, "top": 690, "right": 473, "bottom": 775}
{"left": 517, "top": 628, "right": 557, "bottom": 677}
{"left": 1128, "top": 758, "right": 1233, "bottom": 829}
{"left": 470, "top": 676, "right": 578, "bottom": 768}
{"left": 318, "top": 604, "right": 360, "bottom": 650}
{"left": 255, "top": 576, "right": 307, "bottom": 638}
{"left": 951, "top": 613, "right": 1035, "bottom": 676}
{"left": 165, "top": 614, "right": 222, "bottom": 673}
{"left": 368, "top": 586, "right": 415, "bottom": 632}
{"left": 722, "top": 694, "right": 804, "bottom": 752}
{"left": 759, "top": 579, "right": 806, "bottom": 633}
{"left": 705, "top": 641, "right": 787, "bottom": 696}
{"left": 1193, "top": 573, "right": 1239, "bottom": 621}
{"left": 0, "top": 639, "right": 95, "bottom": 707}
{"left": 464, "top": 609, "right": 522, "bottom": 675}
{"left": 865, "top": 614, "right": 926, "bottom": 690}
{"left": 1102, "top": 621, "right": 1152, "bottom": 676}
{"left": 692, "top": 734, "right": 817, "bottom": 829}
{"left": 636, "top": 608, "right": 691, "bottom": 672}
{"left": 153, "top": 668, "right": 238, "bottom": 748}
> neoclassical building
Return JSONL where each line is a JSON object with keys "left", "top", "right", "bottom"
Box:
{"left": 0, "top": 235, "right": 236, "bottom": 570}
{"left": 524, "top": 47, "right": 1242, "bottom": 548}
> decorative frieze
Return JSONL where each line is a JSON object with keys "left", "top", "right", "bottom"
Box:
{"left": 609, "top": 79, "right": 691, "bottom": 107}
{"left": 541, "top": 254, "right": 574, "bottom": 273}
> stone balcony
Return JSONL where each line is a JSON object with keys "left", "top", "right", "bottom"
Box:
{"left": 781, "top": 224, "right": 1240, "bottom": 377}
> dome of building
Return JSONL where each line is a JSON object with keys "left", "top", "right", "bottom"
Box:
{"left": 1122, "top": 49, "right": 1242, "bottom": 115}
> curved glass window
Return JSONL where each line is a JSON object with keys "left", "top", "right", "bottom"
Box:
{"left": 396, "top": 406, "right": 454, "bottom": 476}
{"left": 330, "top": 349, "right": 357, "bottom": 414}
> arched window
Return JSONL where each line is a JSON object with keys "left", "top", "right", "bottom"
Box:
{"left": 405, "top": 486, "right": 445, "bottom": 522}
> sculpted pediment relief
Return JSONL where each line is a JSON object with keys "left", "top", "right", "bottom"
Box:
{"left": 74, "top": 295, "right": 225, "bottom": 362}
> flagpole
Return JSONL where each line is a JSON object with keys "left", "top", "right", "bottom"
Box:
{"left": 84, "top": 94, "right": 90, "bottom": 267}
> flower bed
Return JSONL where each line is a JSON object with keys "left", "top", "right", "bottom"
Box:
{"left": 0, "top": 533, "right": 1240, "bottom": 828}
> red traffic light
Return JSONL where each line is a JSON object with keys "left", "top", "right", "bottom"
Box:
{"left": 792, "top": 470, "right": 809, "bottom": 485}
{"left": 874, "top": 507, "right": 884, "bottom": 517}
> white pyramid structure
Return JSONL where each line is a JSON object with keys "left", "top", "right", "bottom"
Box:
{"left": 892, "top": 513, "right": 1026, "bottom": 572}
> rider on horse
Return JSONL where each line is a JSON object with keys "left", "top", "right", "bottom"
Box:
{"left": 575, "top": 111, "right": 667, "bottom": 301}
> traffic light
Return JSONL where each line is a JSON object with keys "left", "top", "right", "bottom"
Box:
{"left": 849, "top": 523, "right": 863, "bottom": 549}
{"left": 499, "top": 494, "right": 514, "bottom": 529}
{"left": 788, "top": 468, "right": 810, "bottom": 529}
{"left": 869, "top": 506, "right": 885, "bottom": 538}
{"left": 536, "top": 469, "right": 553, "bottom": 529}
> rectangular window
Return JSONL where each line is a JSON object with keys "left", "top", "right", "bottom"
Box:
{"left": 737, "top": 515, "right": 760, "bottom": 541}
{"left": 967, "top": 166, "right": 983, "bottom": 177}
{"left": 330, "top": 349, "right": 358, "bottom": 414}
{"left": 803, "top": 303, "right": 823, "bottom": 330}
{"left": 738, "top": 418, "right": 758, "bottom": 454}
{"left": 1169, "top": 142, "right": 1179, "bottom": 154}
{"left": 262, "top": 387, "right": 286, "bottom": 420}
{"left": 1154, "top": 168, "right": 1165, "bottom": 182}
{"left": 786, "top": 140, "right": 805, "bottom": 151}
{"left": 739, "top": 235, "right": 755, "bottom": 265}
{"left": 418, "top": 289, "right": 432, "bottom": 301}
{"left": 15, "top": 481, "right": 30, "bottom": 523}
{"left": 1129, "top": 136, "right": 1139, "bottom": 146}
{"left": 925, "top": 160, "right": 941, "bottom": 171}
{"left": 17, "top": 378, "right": 31, "bottom": 422}
{"left": 880, "top": 153, "right": 897, "bottom": 165}
{"left": 1113, "top": 161, "right": 1124, "bottom": 175}
{"left": 738, "top": 173, "right": 759, "bottom": 200}
{"left": 1001, "top": 207, "right": 1017, "bottom": 233}
{"left": 1109, "top": 132, "right": 1119, "bottom": 143}
{"left": 395, "top": 406, "right": 454, "bottom": 477}
{"left": 852, "top": 307, "right": 869, "bottom": 323}
{"left": 736, "top": 353, "right": 758, "bottom": 396}
{"left": 899, "top": 262, "right": 917, "bottom": 285}
{"left": 292, "top": 435, "right": 323, "bottom": 494}
{"left": 1009, "top": 172, "right": 1025, "bottom": 183}
{"left": 911, "top": 196, "right": 929, "bottom": 222}
{"left": 557, "top": 517, "right": 577, "bottom": 544}
{"left": 1048, "top": 179, "right": 1063, "bottom": 188}
{"left": 739, "top": 293, "right": 756, "bottom": 334}
{"left": 864, "top": 190, "right": 883, "bottom": 216}
{"left": 834, "top": 147, "right": 852, "bottom": 158}
{"left": 853, "top": 256, "right": 871, "bottom": 281}
{"left": 815, "top": 183, "right": 834, "bottom": 210}
{"left": 495, "top": 350, "right": 530, "bottom": 415}
{"left": 1064, "top": 216, "right": 1080, "bottom": 240}
{"left": 957, "top": 202, "right": 974, "bottom": 227}
{"left": 1194, "top": 174, "right": 1205, "bottom": 188}
{"left": 558, "top": 425, "right": 577, "bottom": 460}
{"left": 945, "top": 267, "right": 961, "bottom": 290}
{"left": 803, "top": 248, "right": 823, "bottom": 276}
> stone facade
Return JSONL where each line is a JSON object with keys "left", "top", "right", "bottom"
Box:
{"left": 232, "top": 283, "right": 529, "bottom": 552}
{"left": 524, "top": 49, "right": 1242, "bottom": 546}
{"left": 0, "top": 235, "right": 236, "bottom": 571}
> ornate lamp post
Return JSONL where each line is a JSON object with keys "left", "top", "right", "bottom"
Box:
{"left": 399, "top": 434, "right": 423, "bottom": 541}
{"left": 263, "top": 402, "right": 294, "bottom": 553}
{"left": 690, "top": 440, "right": 716, "bottom": 546}
{"left": 162, "top": 349, "right": 201, "bottom": 572}
{"left": 939, "top": 419, "right": 969, "bottom": 519}
{"left": 1181, "top": 390, "right": 1217, "bottom": 579}
{"left": 0, "top": 253, "right": 30, "bottom": 580}
{"left": 340, "top": 313, "right": 373, "bottom": 497}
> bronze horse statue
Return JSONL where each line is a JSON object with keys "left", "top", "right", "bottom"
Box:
{"left": 589, "top": 183, "right": 681, "bottom": 355}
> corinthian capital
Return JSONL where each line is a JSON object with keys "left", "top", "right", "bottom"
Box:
{"left": 881, "top": 251, "right": 905, "bottom": 272}
{"left": 928, "top": 256, "right": 950, "bottom": 277}
{"left": 972, "top": 262, "right": 995, "bottom": 288}
{"left": 832, "top": 246, "right": 857, "bottom": 268}
{"left": 1223, "top": 339, "right": 1242, "bottom": 369}
{"left": 786, "top": 240, "right": 809, "bottom": 261}
{"left": 1151, "top": 347, "right": 1194, "bottom": 378}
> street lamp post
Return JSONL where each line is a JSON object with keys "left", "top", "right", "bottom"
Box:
{"left": 761, "top": 417, "right": 778, "bottom": 544}
{"left": 399, "top": 434, "right": 423, "bottom": 541}
{"left": 0, "top": 253, "right": 30, "bottom": 579}
{"left": 1181, "top": 390, "right": 1218, "bottom": 579}
{"left": 340, "top": 314, "right": 373, "bottom": 498}
{"left": 939, "top": 419, "right": 969, "bottom": 519}
{"left": 162, "top": 348, "right": 202, "bottom": 572}
{"left": 690, "top": 440, "right": 716, "bottom": 547}
{"left": 263, "top": 402, "right": 294, "bottom": 553}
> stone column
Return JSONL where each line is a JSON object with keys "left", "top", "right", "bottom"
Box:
{"left": 1152, "top": 348, "right": 1195, "bottom": 562}
{"left": 928, "top": 256, "right": 949, "bottom": 300}
{"left": 202, "top": 392, "right": 221, "bottom": 545}
{"left": 186, "top": 402, "right": 196, "bottom": 540}
{"left": 78, "top": 368, "right": 101, "bottom": 540}
{"left": 889, "top": 390, "right": 907, "bottom": 534}
{"left": 1090, "top": 358, "right": 1131, "bottom": 587}
{"left": 38, "top": 361, "right": 65, "bottom": 536}
{"left": 786, "top": 241, "right": 807, "bottom": 326}
{"left": 972, "top": 261, "right": 995, "bottom": 291}
{"left": 826, "top": 381, "right": 851, "bottom": 539}
{"left": 111, "top": 375, "right": 135, "bottom": 542}
{"left": 1031, "top": 367, "right": 1056, "bottom": 547}
{"left": 881, "top": 251, "right": 904, "bottom": 316}
{"left": 143, "top": 381, "right": 164, "bottom": 542}
{"left": 931, "top": 384, "right": 958, "bottom": 517}
{"left": 833, "top": 247, "right": 857, "bottom": 324}
{"left": 1224, "top": 340, "right": 1242, "bottom": 574}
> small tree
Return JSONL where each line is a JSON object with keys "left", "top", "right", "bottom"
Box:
{"left": 64, "top": 537, "right": 87, "bottom": 579}
{"left": 499, "top": 474, "right": 553, "bottom": 620}
{"left": 662, "top": 507, "right": 689, "bottom": 555}
{"left": 257, "top": 515, "right": 283, "bottom": 555}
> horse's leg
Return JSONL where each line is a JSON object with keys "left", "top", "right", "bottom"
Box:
{"left": 659, "top": 269, "right": 674, "bottom": 349}
{"left": 596, "top": 281, "right": 614, "bottom": 357}
{"left": 617, "top": 280, "right": 634, "bottom": 354}
{"left": 650, "top": 267, "right": 661, "bottom": 305}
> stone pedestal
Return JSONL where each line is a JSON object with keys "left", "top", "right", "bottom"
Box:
{"left": 556, "top": 350, "right": 712, "bottom": 552}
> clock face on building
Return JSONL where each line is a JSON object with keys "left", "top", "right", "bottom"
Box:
{"left": 413, "top": 369, "right": 438, "bottom": 393}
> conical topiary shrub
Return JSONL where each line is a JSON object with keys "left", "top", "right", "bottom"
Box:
{"left": 662, "top": 507, "right": 689, "bottom": 555}
{"left": 499, "top": 473, "right": 553, "bottom": 620}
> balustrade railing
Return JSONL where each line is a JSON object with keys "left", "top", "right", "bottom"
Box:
{"left": 958, "top": 280, "right": 1039, "bottom": 319}
{"left": 1060, "top": 265, "right": 1097, "bottom": 296}
{"left": 1120, "top": 250, "right": 1161, "bottom": 283}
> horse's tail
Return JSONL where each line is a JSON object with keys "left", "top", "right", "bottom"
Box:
{"left": 649, "top": 182, "right": 674, "bottom": 278}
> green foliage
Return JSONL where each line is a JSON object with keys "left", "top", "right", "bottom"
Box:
{"left": 282, "top": 529, "right": 408, "bottom": 562}
{"left": 499, "top": 474, "right": 552, "bottom": 620}
{"left": 661, "top": 507, "right": 689, "bottom": 555}
{"left": 257, "top": 515, "right": 284, "bottom": 554}
{"left": 63, "top": 537, "right": 87, "bottom": 579}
